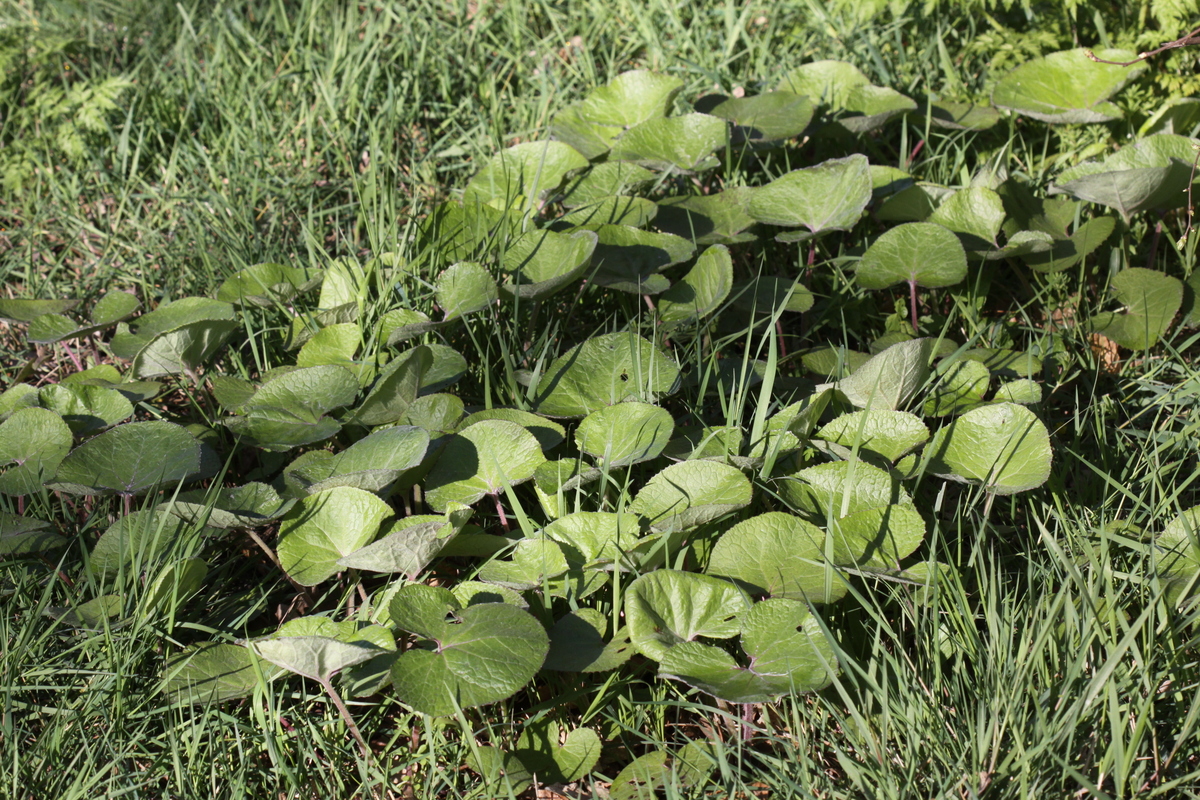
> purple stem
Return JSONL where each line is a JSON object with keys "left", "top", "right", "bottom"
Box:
{"left": 908, "top": 279, "right": 920, "bottom": 333}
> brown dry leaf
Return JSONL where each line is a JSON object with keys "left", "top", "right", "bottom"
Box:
{"left": 1089, "top": 332, "right": 1121, "bottom": 373}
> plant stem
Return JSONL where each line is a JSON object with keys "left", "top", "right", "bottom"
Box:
{"left": 908, "top": 279, "right": 920, "bottom": 332}
{"left": 317, "top": 675, "right": 370, "bottom": 761}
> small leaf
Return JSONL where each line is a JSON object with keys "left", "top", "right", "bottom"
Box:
{"left": 170, "top": 482, "right": 291, "bottom": 529}
{"left": 625, "top": 569, "right": 751, "bottom": 661}
{"left": 129, "top": 319, "right": 239, "bottom": 379}
{"left": 216, "top": 262, "right": 321, "bottom": 307}
{"left": 776, "top": 459, "right": 910, "bottom": 523}
{"left": 836, "top": 338, "right": 937, "bottom": 410}
{"left": 817, "top": 409, "right": 930, "bottom": 463}
{"left": 700, "top": 90, "right": 814, "bottom": 144}
{"left": 560, "top": 161, "right": 658, "bottom": 206}
{"left": 927, "top": 187, "right": 1006, "bottom": 251}
{"left": 1088, "top": 267, "right": 1183, "bottom": 350}
{"left": 499, "top": 229, "right": 597, "bottom": 301}
{"left": 0, "top": 512, "right": 67, "bottom": 556}
{"left": 436, "top": 262, "right": 498, "bottom": 321}
{"left": 478, "top": 538, "right": 570, "bottom": 590}
{"left": 0, "top": 298, "right": 80, "bottom": 323}
{"left": 924, "top": 403, "right": 1053, "bottom": 495}
{"left": 163, "top": 642, "right": 280, "bottom": 704}
{"left": 277, "top": 487, "right": 393, "bottom": 586}
{"left": 1049, "top": 135, "right": 1197, "bottom": 222}
{"left": 653, "top": 190, "right": 758, "bottom": 245}
{"left": 337, "top": 519, "right": 453, "bottom": 578}
{"left": 28, "top": 291, "right": 141, "bottom": 344}
{"left": 464, "top": 141, "right": 588, "bottom": 213}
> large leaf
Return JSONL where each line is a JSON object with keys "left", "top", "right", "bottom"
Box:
{"left": 225, "top": 365, "right": 360, "bottom": 451}
{"left": 0, "top": 297, "right": 79, "bottom": 323}
{"left": 0, "top": 512, "right": 68, "bottom": 556}
{"left": 499, "top": 229, "right": 597, "bottom": 301}
{"left": 423, "top": 419, "right": 546, "bottom": 511}
{"left": 544, "top": 608, "right": 633, "bottom": 673}
{"left": 653, "top": 190, "right": 758, "bottom": 245}
{"left": 992, "top": 48, "right": 1146, "bottom": 123}
{"left": 38, "top": 384, "right": 133, "bottom": 436}
{"left": 576, "top": 402, "right": 674, "bottom": 467}
{"left": 170, "top": 482, "right": 291, "bottom": 529}
{"left": 510, "top": 720, "right": 603, "bottom": 785}
{"left": 109, "top": 297, "right": 234, "bottom": 359}
{"left": 816, "top": 409, "right": 930, "bottom": 463}
{"left": 924, "top": 403, "right": 1052, "bottom": 495}
{"left": 163, "top": 642, "right": 282, "bottom": 704}
{"left": 388, "top": 585, "right": 549, "bottom": 715}
{"left": 1088, "top": 267, "right": 1183, "bottom": 350}
{"left": 352, "top": 345, "right": 432, "bottom": 427}
{"left": 927, "top": 187, "right": 1006, "bottom": 252}
{"left": 276, "top": 487, "right": 393, "bottom": 586}
{"left": 90, "top": 509, "right": 211, "bottom": 579}
{"left": 535, "top": 332, "right": 679, "bottom": 418}
{"left": 625, "top": 569, "right": 751, "bottom": 661}
{"left": 699, "top": 90, "right": 814, "bottom": 145}
{"left": 252, "top": 616, "right": 392, "bottom": 681}
{"left": 551, "top": 71, "right": 684, "bottom": 159}
{"left": 589, "top": 225, "right": 695, "bottom": 294}
{"left": 1156, "top": 507, "right": 1200, "bottom": 606}
{"left": 835, "top": 338, "right": 936, "bottom": 410}
{"left": 657, "top": 244, "right": 733, "bottom": 326}
{"left": 706, "top": 511, "right": 843, "bottom": 602}
{"left": 777, "top": 459, "right": 910, "bottom": 523}
{"left": 436, "top": 262, "right": 498, "bottom": 321}
{"left": 747, "top": 154, "right": 871, "bottom": 241}
{"left": 463, "top": 140, "right": 588, "bottom": 214}
{"left": 1048, "top": 135, "right": 1198, "bottom": 222}
{"left": 49, "top": 421, "right": 201, "bottom": 496}
{"left": 216, "top": 262, "right": 322, "bottom": 307}
{"left": 630, "top": 460, "right": 752, "bottom": 532}
{"left": 0, "top": 407, "right": 73, "bottom": 495}
{"left": 131, "top": 318, "right": 240, "bottom": 379}
{"left": 28, "top": 291, "right": 141, "bottom": 344}
{"left": 657, "top": 598, "right": 834, "bottom": 702}
{"left": 286, "top": 426, "right": 429, "bottom": 496}
{"left": 458, "top": 408, "right": 565, "bottom": 453}
{"left": 777, "top": 60, "right": 915, "bottom": 133}
{"left": 560, "top": 161, "right": 658, "bottom": 207}
{"left": 337, "top": 517, "right": 458, "bottom": 578}
{"left": 608, "top": 113, "right": 727, "bottom": 172}
{"left": 540, "top": 511, "right": 645, "bottom": 572}
{"left": 856, "top": 222, "right": 967, "bottom": 292}
{"left": 477, "top": 538, "right": 570, "bottom": 590}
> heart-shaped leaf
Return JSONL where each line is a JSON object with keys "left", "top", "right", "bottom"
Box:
{"left": 699, "top": 90, "right": 814, "bottom": 145}
{"left": 706, "top": 511, "right": 844, "bottom": 602}
{"left": 817, "top": 409, "right": 930, "bottom": 463}
{"left": 924, "top": 402, "right": 1052, "bottom": 495}
{"left": 927, "top": 187, "right": 1006, "bottom": 252}
{"left": 535, "top": 332, "right": 680, "bottom": 418}
{"left": 923, "top": 359, "right": 990, "bottom": 416}
{"left": 609, "top": 113, "right": 727, "bottom": 172}
{"left": 589, "top": 225, "right": 695, "bottom": 294}
{"left": 478, "top": 538, "right": 570, "bottom": 590}
{"left": 286, "top": 426, "right": 429, "bottom": 496}
{"left": 513, "top": 720, "right": 602, "bottom": 784}
{"left": 545, "top": 608, "right": 634, "bottom": 672}
{"left": 424, "top": 419, "right": 546, "bottom": 511}
{"left": 129, "top": 318, "right": 240, "bottom": 379}
{"left": 653, "top": 190, "right": 758, "bottom": 245}
{"left": 276, "top": 487, "right": 393, "bottom": 586}
{"left": 499, "top": 229, "right": 597, "bottom": 301}
{"left": 856, "top": 222, "right": 967, "bottom": 290}
{"left": 295, "top": 323, "right": 362, "bottom": 370}
{"left": 38, "top": 384, "right": 134, "bottom": 436}
{"left": 630, "top": 460, "right": 752, "bottom": 532}
{"left": 836, "top": 337, "right": 937, "bottom": 410}
{"left": 575, "top": 402, "right": 674, "bottom": 467}
{"left": 28, "top": 291, "right": 141, "bottom": 344}
{"left": 458, "top": 408, "right": 566, "bottom": 453}
{"left": 388, "top": 585, "right": 549, "bottom": 716}
{"left": 216, "top": 262, "right": 322, "bottom": 307}
{"left": 463, "top": 140, "right": 588, "bottom": 214}
{"left": 1049, "top": 135, "right": 1197, "bottom": 222}
{"left": 337, "top": 518, "right": 455, "bottom": 578}
{"left": 109, "top": 297, "right": 233, "bottom": 359}
{"left": 625, "top": 569, "right": 751, "bottom": 661}
{"left": 657, "top": 244, "right": 733, "bottom": 326}
{"left": 436, "top": 261, "right": 498, "bottom": 321}
{"left": 657, "top": 598, "right": 834, "bottom": 702}
{"left": 992, "top": 48, "right": 1146, "bottom": 123}
{"left": 748, "top": 154, "right": 871, "bottom": 241}
{"left": 777, "top": 60, "right": 915, "bottom": 133}
{"left": 777, "top": 459, "right": 911, "bottom": 523}
{"left": 0, "top": 512, "right": 67, "bottom": 556}
{"left": 551, "top": 70, "right": 684, "bottom": 159}
{"left": 49, "top": 421, "right": 202, "bottom": 496}
{"left": 0, "top": 407, "right": 73, "bottom": 495}
{"left": 1088, "top": 267, "right": 1183, "bottom": 349}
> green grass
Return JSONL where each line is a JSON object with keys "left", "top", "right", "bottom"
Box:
{"left": 6, "top": 0, "right": 1200, "bottom": 798}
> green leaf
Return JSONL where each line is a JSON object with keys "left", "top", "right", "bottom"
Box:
{"left": 478, "top": 538, "right": 570, "bottom": 590}
{"left": 129, "top": 319, "right": 240, "bottom": 379}
{"left": 730, "top": 276, "right": 814, "bottom": 315}
{"left": 1156, "top": 507, "right": 1200, "bottom": 606}
{"left": 458, "top": 408, "right": 565, "bottom": 453}
{"left": 0, "top": 298, "right": 79, "bottom": 323}
{"left": 951, "top": 348, "right": 1043, "bottom": 378}
{"left": 28, "top": 291, "right": 141, "bottom": 344}
{"left": 706, "top": 511, "right": 844, "bottom": 602}
{"left": 653, "top": 190, "right": 758, "bottom": 245}
{"left": 776, "top": 459, "right": 910, "bottom": 523}
{"left": 748, "top": 154, "right": 871, "bottom": 240}
{"left": 817, "top": 409, "right": 930, "bottom": 463}
{"left": 560, "top": 161, "right": 658, "bottom": 207}
{"left": 0, "top": 407, "right": 73, "bottom": 495}
{"left": 170, "top": 482, "right": 291, "bottom": 529}
{"left": 995, "top": 379, "right": 1043, "bottom": 405}
{"left": 555, "top": 196, "right": 658, "bottom": 229}
{"left": 576, "top": 402, "right": 674, "bottom": 467}
{"left": 992, "top": 48, "right": 1146, "bottom": 123}
{"left": 0, "top": 384, "right": 39, "bottom": 422}
{"left": 398, "top": 393, "right": 465, "bottom": 436}
{"left": 163, "top": 642, "right": 280, "bottom": 704}
{"left": 216, "top": 262, "right": 322, "bottom": 307}
{"left": 544, "top": 608, "right": 633, "bottom": 672}
{"left": 551, "top": 70, "right": 684, "bottom": 159}
{"left": 389, "top": 588, "right": 549, "bottom": 716}
{"left": 276, "top": 487, "right": 393, "bottom": 586}
{"left": 436, "top": 261, "right": 498, "bottom": 321}
{"left": 923, "top": 359, "right": 990, "bottom": 416}
{"left": 50, "top": 421, "right": 202, "bottom": 496}
{"left": 658, "top": 598, "right": 834, "bottom": 702}
{"left": 700, "top": 90, "right": 814, "bottom": 145}
{"left": 836, "top": 337, "right": 937, "bottom": 410}
{"left": 924, "top": 99, "right": 1001, "bottom": 131}
{"left": 499, "top": 229, "right": 597, "bottom": 301}
{"left": 535, "top": 332, "right": 680, "bottom": 418}
{"left": 609, "top": 751, "right": 670, "bottom": 800}
{"left": 513, "top": 721, "right": 602, "bottom": 784}
{"left": 252, "top": 616, "right": 392, "bottom": 681}
{"left": 777, "top": 60, "right": 915, "bottom": 133}
{"left": 424, "top": 419, "right": 546, "bottom": 511}
{"left": 295, "top": 323, "right": 362, "bottom": 370}
{"left": 924, "top": 403, "right": 1053, "bottom": 495}
{"left": 287, "top": 426, "right": 429, "bottom": 496}
{"left": 608, "top": 113, "right": 727, "bottom": 172}
{"left": 927, "top": 187, "right": 1006, "bottom": 251}
{"left": 420, "top": 344, "right": 469, "bottom": 393}
{"left": 828, "top": 503, "right": 926, "bottom": 568}
{"left": 1089, "top": 267, "right": 1183, "bottom": 349}
{"left": 657, "top": 244, "right": 733, "bottom": 325}
{"left": 90, "top": 509, "right": 210, "bottom": 579}
{"left": 224, "top": 365, "right": 360, "bottom": 451}
{"left": 353, "top": 346, "right": 432, "bottom": 427}
{"left": 625, "top": 569, "right": 751, "bottom": 661}
{"left": 630, "top": 460, "right": 752, "bottom": 532}
{"left": 1023, "top": 216, "right": 1115, "bottom": 273}
{"left": 589, "top": 225, "right": 695, "bottom": 294}
{"left": 0, "top": 512, "right": 67, "bottom": 556}
{"left": 109, "top": 297, "right": 233, "bottom": 359}
{"left": 464, "top": 141, "right": 588, "bottom": 213}
{"left": 856, "top": 223, "right": 967, "bottom": 290}
{"left": 1049, "top": 135, "right": 1197, "bottom": 222}
{"left": 143, "top": 557, "right": 208, "bottom": 617}
{"left": 380, "top": 309, "right": 439, "bottom": 346}
{"left": 419, "top": 197, "right": 515, "bottom": 266}
{"left": 38, "top": 384, "right": 133, "bottom": 436}
{"left": 337, "top": 518, "right": 454, "bottom": 578}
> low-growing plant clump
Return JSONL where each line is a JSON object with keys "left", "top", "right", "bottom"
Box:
{"left": 6, "top": 2, "right": 1200, "bottom": 798}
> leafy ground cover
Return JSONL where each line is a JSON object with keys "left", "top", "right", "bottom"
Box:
{"left": 5, "top": 1, "right": 1200, "bottom": 798}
